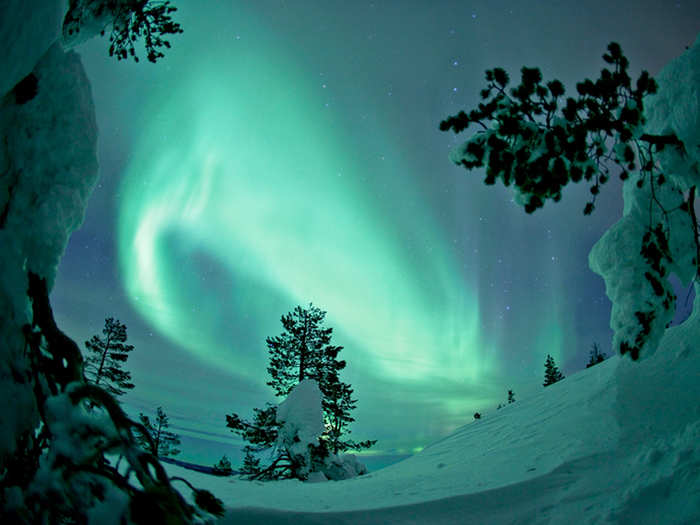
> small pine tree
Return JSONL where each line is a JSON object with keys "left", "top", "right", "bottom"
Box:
{"left": 239, "top": 446, "right": 261, "bottom": 478}
{"left": 586, "top": 342, "right": 607, "bottom": 368}
{"left": 84, "top": 317, "right": 135, "bottom": 397}
{"left": 136, "top": 406, "right": 181, "bottom": 457}
{"left": 543, "top": 354, "right": 565, "bottom": 387}
{"left": 507, "top": 389, "right": 515, "bottom": 404}
{"left": 213, "top": 454, "right": 233, "bottom": 476}
{"left": 473, "top": 412, "right": 481, "bottom": 420}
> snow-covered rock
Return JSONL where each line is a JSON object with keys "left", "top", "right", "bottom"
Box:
{"left": 321, "top": 453, "right": 368, "bottom": 481}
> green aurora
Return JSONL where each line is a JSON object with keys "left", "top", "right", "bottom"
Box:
{"left": 116, "top": 28, "right": 499, "bottom": 401}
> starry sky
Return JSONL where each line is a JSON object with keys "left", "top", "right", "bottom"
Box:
{"left": 51, "top": 1, "right": 700, "bottom": 464}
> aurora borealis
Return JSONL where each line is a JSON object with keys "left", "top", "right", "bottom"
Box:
{"left": 117, "top": 39, "right": 490, "bottom": 387}
{"left": 51, "top": 1, "right": 700, "bottom": 461}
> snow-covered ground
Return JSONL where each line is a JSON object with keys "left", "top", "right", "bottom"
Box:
{"left": 163, "top": 310, "right": 699, "bottom": 524}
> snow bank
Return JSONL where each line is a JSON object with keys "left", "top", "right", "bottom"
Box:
{"left": 163, "top": 327, "right": 698, "bottom": 523}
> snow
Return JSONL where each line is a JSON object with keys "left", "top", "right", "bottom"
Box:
{"left": 158, "top": 321, "right": 698, "bottom": 523}
{"left": 276, "top": 379, "right": 325, "bottom": 456}
{"left": 589, "top": 32, "right": 700, "bottom": 360}
{"left": 643, "top": 32, "right": 700, "bottom": 188}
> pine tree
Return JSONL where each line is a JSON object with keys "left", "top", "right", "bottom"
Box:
{"left": 507, "top": 389, "right": 515, "bottom": 404}
{"left": 264, "top": 303, "right": 375, "bottom": 454}
{"left": 440, "top": 43, "right": 696, "bottom": 362}
{"left": 226, "top": 304, "right": 375, "bottom": 480}
{"left": 265, "top": 303, "right": 338, "bottom": 396}
{"left": 586, "top": 342, "right": 607, "bottom": 368}
{"left": 239, "top": 446, "right": 261, "bottom": 478}
{"left": 136, "top": 406, "right": 181, "bottom": 458}
{"left": 84, "top": 317, "right": 135, "bottom": 397}
{"left": 543, "top": 354, "right": 565, "bottom": 387}
{"left": 213, "top": 454, "right": 233, "bottom": 476}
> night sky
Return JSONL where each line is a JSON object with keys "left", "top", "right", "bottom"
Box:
{"left": 50, "top": 1, "right": 700, "bottom": 461}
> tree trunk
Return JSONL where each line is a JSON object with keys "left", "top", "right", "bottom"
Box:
{"left": 298, "top": 311, "right": 308, "bottom": 382}
{"left": 95, "top": 332, "right": 112, "bottom": 386}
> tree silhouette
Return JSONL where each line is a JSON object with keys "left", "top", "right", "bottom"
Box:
{"left": 15, "top": 274, "right": 223, "bottom": 523}
{"left": 264, "top": 304, "right": 375, "bottom": 454}
{"left": 441, "top": 42, "right": 697, "bottom": 361}
{"left": 84, "top": 317, "right": 135, "bottom": 397}
{"left": 586, "top": 342, "right": 607, "bottom": 368}
{"left": 239, "top": 446, "right": 261, "bottom": 478}
{"left": 543, "top": 355, "right": 565, "bottom": 387}
{"left": 213, "top": 455, "right": 233, "bottom": 476}
{"left": 226, "top": 304, "right": 375, "bottom": 480}
{"left": 136, "top": 407, "right": 181, "bottom": 458}
{"left": 63, "top": 0, "right": 183, "bottom": 63}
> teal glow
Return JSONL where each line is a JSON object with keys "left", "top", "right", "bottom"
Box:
{"left": 117, "top": 25, "right": 495, "bottom": 393}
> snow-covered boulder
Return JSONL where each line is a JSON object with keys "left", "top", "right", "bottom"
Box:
{"left": 322, "top": 453, "right": 368, "bottom": 481}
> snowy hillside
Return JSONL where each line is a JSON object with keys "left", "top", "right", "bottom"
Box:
{"left": 163, "top": 319, "right": 699, "bottom": 523}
